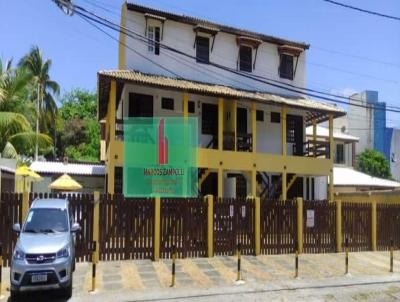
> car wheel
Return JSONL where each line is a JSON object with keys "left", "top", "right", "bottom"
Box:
{"left": 72, "top": 259, "right": 76, "bottom": 272}
{"left": 63, "top": 274, "right": 73, "bottom": 299}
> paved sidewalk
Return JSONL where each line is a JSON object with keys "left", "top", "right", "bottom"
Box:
{"left": 0, "top": 251, "right": 399, "bottom": 301}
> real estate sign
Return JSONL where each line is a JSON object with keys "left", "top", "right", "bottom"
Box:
{"left": 124, "top": 117, "right": 198, "bottom": 197}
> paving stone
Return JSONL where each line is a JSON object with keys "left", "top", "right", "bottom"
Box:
{"left": 204, "top": 270, "right": 220, "bottom": 278}
{"left": 196, "top": 262, "right": 215, "bottom": 270}
{"left": 142, "top": 279, "right": 162, "bottom": 288}
{"left": 103, "top": 274, "right": 122, "bottom": 282}
{"left": 178, "top": 279, "right": 194, "bottom": 286}
{"left": 138, "top": 272, "right": 158, "bottom": 280}
{"left": 136, "top": 265, "right": 155, "bottom": 273}
{"left": 103, "top": 282, "right": 123, "bottom": 291}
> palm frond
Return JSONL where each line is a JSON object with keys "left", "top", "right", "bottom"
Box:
{"left": 9, "top": 131, "right": 53, "bottom": 153}
{"left": 1, "top": 142, "right": 18, "bottom": 159}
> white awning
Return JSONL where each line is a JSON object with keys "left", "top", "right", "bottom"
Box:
{"left": 30, "top": 161, "right": 105, "bottom": 176}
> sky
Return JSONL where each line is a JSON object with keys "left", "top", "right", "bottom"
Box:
{"left": 1, "top": 0, "right": 399, "bottom": 127}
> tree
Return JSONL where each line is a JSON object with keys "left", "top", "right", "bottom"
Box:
{"left": 56, "top": 89, "right": 100, "bottom": 162}
{"left": 357, "top": 149, "right": 391, "bottom": 179}
{"left": 19, "top": 46, "right": 60, "bottom": 157}
{"left": 0, "top": 58, "right": 52, "bottom": 158}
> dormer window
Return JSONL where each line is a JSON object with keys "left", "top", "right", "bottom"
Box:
{"left": 279, "top": 54, "right": 294, "bottom": 80}
{"left": 147, "top": 26, "right": 160, "bottom": 55}
{"left": 196, "top": 36, "right": 210, "bottom": 64}
{"left": 239, "top": 46, "right": 252, "bottom": 72}
{"left": 278, "top": 44, "right": 303, "bottom": 80}
{"left": 236, "top": 36, "right": 262, "bottom": 72}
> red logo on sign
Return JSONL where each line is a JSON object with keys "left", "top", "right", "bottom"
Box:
{"left": 157, "top": 118, "right": 168, "bottom": 165}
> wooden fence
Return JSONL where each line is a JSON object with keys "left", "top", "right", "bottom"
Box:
{"left": 2, "top": 193, "right": 400, "bottom": 266}
{"left": 160, "top": 198, "right": 207, "bottom": 258}
{"left": 303, "top": 200, "right": 336, "bottom": 253}
{"left": 260, "top": 199, "right": 297, "bottom": 254}
{"left": 214, "top": 198, "right": 255, "bottom": 255}
{"left": 342, "top": 202, "right": 372, "bottom": 252}
{"left": 99, "top": 195, "right": 154, "bottom": 261}
{"left": 377, "top": 203, "right": 400, "bottom": 250}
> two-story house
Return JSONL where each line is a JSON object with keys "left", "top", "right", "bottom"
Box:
{"left": 98, "top": 2, "right": 345, "bottom": 201}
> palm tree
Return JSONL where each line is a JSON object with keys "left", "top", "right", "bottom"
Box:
{"left": 19, "top": 46, "right": 60, "bottom": 159}
{"left": 0, "top": 58, "right": 52, "bottom": 159}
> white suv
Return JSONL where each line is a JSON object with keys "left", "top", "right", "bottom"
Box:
{"left": 10, "top": 198, "right": 80, "bottom": 300}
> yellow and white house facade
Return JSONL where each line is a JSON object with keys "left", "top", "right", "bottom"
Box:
{"left": 98, "top": 2, "right": 346, "bottom": 201}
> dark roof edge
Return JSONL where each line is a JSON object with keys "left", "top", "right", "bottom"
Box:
{"left": 126, "top": 2, "right": 310, "bottom": 50}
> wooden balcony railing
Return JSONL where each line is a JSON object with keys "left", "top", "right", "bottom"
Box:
{"left": 293, "top": 140, "right": 330, "bottom": 158}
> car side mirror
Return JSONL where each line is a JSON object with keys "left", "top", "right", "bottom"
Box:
{"left": 71, "top": 222, "right": 81, "bottom": 233}
{"left": 13, "top": 223, "right": 21, "bottom": 233}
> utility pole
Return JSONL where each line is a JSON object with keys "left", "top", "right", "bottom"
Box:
{"left": 35, "top": 83, "right": 40, "bottom": 161}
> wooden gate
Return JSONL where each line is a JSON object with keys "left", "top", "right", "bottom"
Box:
{"left": 303, "top": 200, "right": 336, "bottom": 253}
{"left": 99, "top": 195, "right": 154, "bottom": 261}
{"left": 342, "top": 202, "right": 371, "bottom": 251}
{"left": 260, "top": 199, "right": 297, "bottom": 254}
{"left": 377, "top": 203, "right": 400, "bottom": 250}
{"left": 213, "top": 198, "right": 255, "bottom": 256}
{"left": 0, "top": 192, "right": 22, "bottom": 266}
{"left": 160, "top": 198, "right": 207, "bottom": 258}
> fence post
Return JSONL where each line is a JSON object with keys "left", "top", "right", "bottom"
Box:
{"left": 206, "top": 195, "right": 214, "bottom": 258}
{"left": 93, "top": 191, "right": 100, "bottom": 262}
{"left": 371, "top": 201, "right": 377, "bottom": 251}
{"left": 153, "top": 197, "right": 161, "bottom": 261}
{"left": 22, "top": 191, "right": 29, "bottom": 222}
{"left": 296, "top": 197, "right": 303, "bottom": 254}
{"left": 255, "top": 197, "right": 261, "bottom": 256}
{"left": 336, "top": 199, "right": 342, "bottom": 252}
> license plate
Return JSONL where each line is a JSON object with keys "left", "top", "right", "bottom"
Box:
{"left": 31, "top": 274, "right": 47, "bottom": 283}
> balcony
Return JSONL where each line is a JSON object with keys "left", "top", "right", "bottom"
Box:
{"left": 293, "top": 140, "right": 330, "bottom": 159}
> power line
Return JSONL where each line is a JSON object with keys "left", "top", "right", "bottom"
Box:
{"left": 321, "top": 0, "right": 400, "bottom": 22}
{"left": 53, "top": 0, "right": 400, "bottom": 115}
{"left": 78, "top": 0, "right": 400, "bottom": 84}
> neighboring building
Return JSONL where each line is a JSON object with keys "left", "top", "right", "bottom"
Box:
{"left": 306, "top": 125, "right": 358, "bottom": 167}
{"left": 0, "top": 158, "right": 16, "bottom": 193}
{"left": 347, "top": 91, "right": 386, "bottom": 155}
{"left": 30, "top": 161, "right": 106, "bottom": 193}
{"left": 385, "top": 127, "right": 400, "bottom": 182}
{"left": 333, "top": 167, "right": 400, "bottom": 193}
{"left": 306, "top": 125, "right": 400, "bottom": 193}
{"left": 98, "top": 2, "right": 346, "bottom": 200}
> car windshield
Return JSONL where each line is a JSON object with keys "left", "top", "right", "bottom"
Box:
{"left": 23, "top": 208, "right": 69, "bottom": 233}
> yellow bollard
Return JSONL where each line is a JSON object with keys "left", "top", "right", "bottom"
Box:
{"left": 345, "top": 238, "right": 349, "bottom": 275}
{"left": 236, "top": 243, "right": 242, "bottom": 281}
{"left": 390, "top": 239, "right": 394, "bottom": 273}
{"left": 91, "top": 241, "right": 97, "bottom": 292}
{"left": 0, "top": 242, "right": 2, "bottom": 297}
{"left": 295, "top": 247, "right": 299, "bottom": 278}
{"left": 171, "top": 245, "right": 176, "bottom": 287}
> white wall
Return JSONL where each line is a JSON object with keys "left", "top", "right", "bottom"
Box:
{"left": 390, "top": 129, "right": 400, "bottom": 181}
{"left": 315, "top": 176, "right": 328, "bottom": 200}
{"left": 123, "top": 11, "right": 306, "bottom": 98}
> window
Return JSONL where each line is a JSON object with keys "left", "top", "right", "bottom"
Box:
{"left": 196, "top": 36, "right": 209, "bottom": 64}
{"left": 279, "top": 54, "right": 294, "bottom": 80}
{"left": 271, "top": 112, "right": 281, "bottom": 123}
{"left": 336, "top": 144, "right": 344, "bottom": 164}
{"left": 147, "top": 26, "right": 160, "bottom": 55}
{"left": 239, "top": 45, "right": 252, "bottom": 72}
{"left": 161, "top": 97, "right": 174, "bottom": 110}
{"left": 114, "top": 167, "right": 123, "bottom": 194}
{"left": 256, "top": 110, "right": 264, "bottom": 122}
{"left": 188, "top": 101, "right": 195, "bottom": 113}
